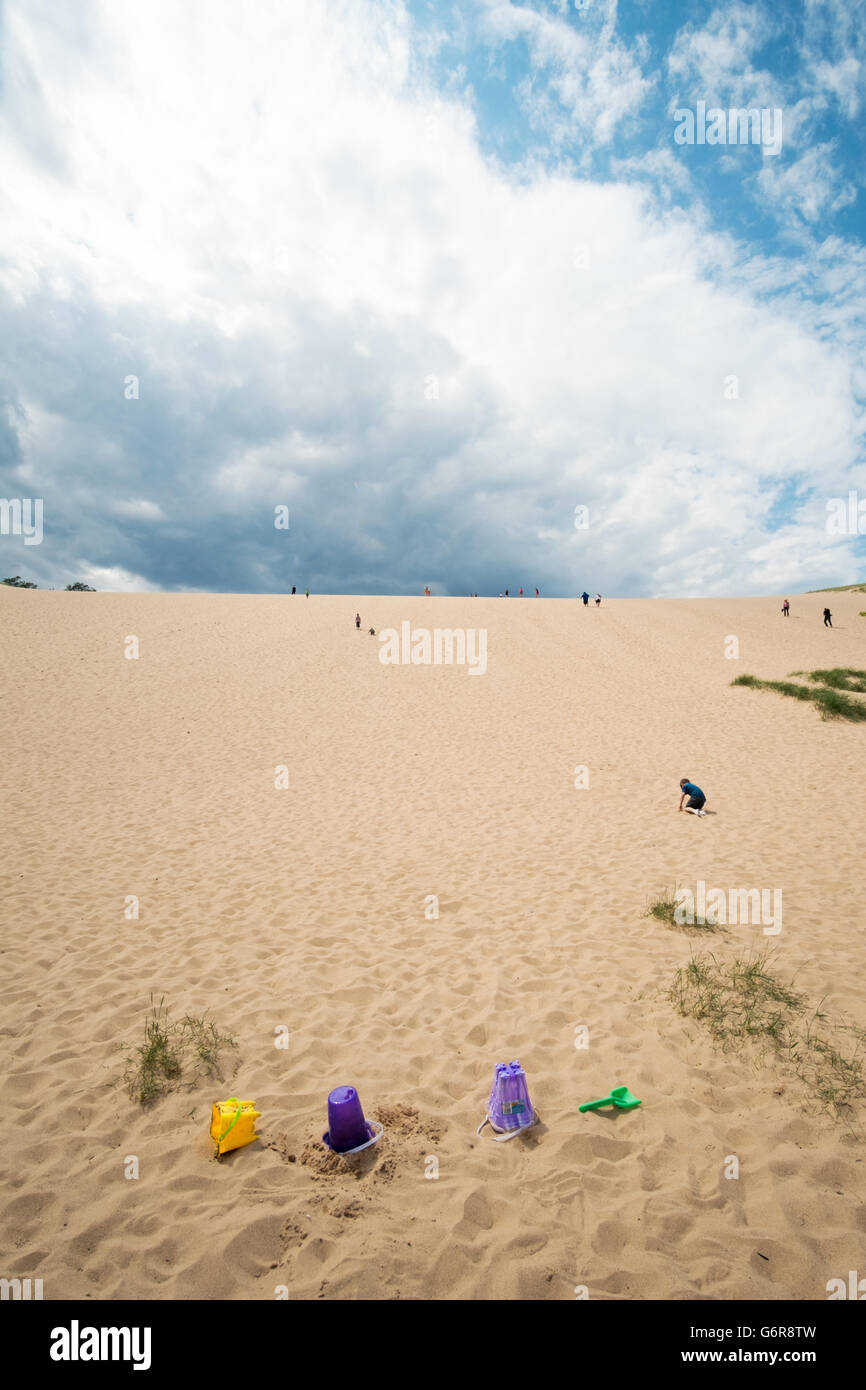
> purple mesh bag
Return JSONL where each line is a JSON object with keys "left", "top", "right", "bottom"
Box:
{"left": 480, "top": 1060, "right": 536, "bottom": 1139}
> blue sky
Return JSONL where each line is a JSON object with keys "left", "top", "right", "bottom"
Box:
{"left": 1, "top": 0, "right": 864, "bottom": 595}
{"left": 410, "top": 1, "right": 866, "bottom": 245}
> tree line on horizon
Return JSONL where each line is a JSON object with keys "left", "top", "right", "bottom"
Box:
{"left": 2, "top": 576, "right": 96, "bottom": 591}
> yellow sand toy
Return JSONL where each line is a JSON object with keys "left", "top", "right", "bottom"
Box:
{"left": 210, "top": 1097, "right": 261, "bottom": 1157}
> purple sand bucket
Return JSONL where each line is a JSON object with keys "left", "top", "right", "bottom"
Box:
{"left": 485, "top": 1060, "right": 536, "bottom": 1135}
{"left": 323, "top": 1086, "right": 383, "bottom": 1155}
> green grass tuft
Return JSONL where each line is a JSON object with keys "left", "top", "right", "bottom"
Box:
{"left": 646, "top": 889, "right": 679, "bottom": 927}
{"left": 732, "top": 674, "right": 866, "bottom": 721}
{"left": 789, "top": 667, "right": 866, "bottom": 693}
{"left": 123, "top": 995, "right": 237, "bottom": 1105}
{"left": 813, "top": 687, "right": 866, "bottom": 720}
{"left": 646, "top": 888, "right": 721, "bottom": 933}
{"left": 670, "top": 952, "right": 866, "bottom": 1120}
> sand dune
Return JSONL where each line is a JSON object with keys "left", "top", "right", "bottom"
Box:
{"left": 1, "top": 588, "right": 864, "bottom": 1300}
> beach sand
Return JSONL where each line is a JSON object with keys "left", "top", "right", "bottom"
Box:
{"left": 1, "top": 587, "right": 864, "bottom": 1300}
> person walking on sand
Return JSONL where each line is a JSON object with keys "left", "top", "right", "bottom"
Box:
{"left": 595, "top": 593, "right": 602, "bottom": 607}
{"left": 823, "top": 606, "right": 832, "bottom": 627}
{"left": 355, "top": 613, "right": 361, "bottom": 629}
{"left": 291, "top": 586, "right": 296, "bottom": 595}
{"left": 679, "top": 778, "right": 707, "bottom": 817}
{"left": 581, "top": 591, "right": 590, "bottom": 606}
{"left": 305, "top": 588, "right": 310, "bottom": 597}
{"left": 781, "top": 599, "right": 789, "bottom": 616}
{"left": 535, "top": 588, "right": 539, "bottom": 597}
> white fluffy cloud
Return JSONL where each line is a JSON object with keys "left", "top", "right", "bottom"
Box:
{"left": 479, "top": 0, "right": 652, "bottom": 152}
{"left": 667, "top": 3, "right": 777, "bottom": 107}
{"left": 0, "top": 0, "right": 862, "bottom": 595}
{"left": 756, "top": 143, "right": 858, "bottom": 222}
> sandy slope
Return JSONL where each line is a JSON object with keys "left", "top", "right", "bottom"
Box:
{"left": 1, "top": 587, "right": 864, "bottom": 1301}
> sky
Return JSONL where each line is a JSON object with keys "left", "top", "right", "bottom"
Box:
{"left": 1, "top": 0, "right": 865, "bottom": 597}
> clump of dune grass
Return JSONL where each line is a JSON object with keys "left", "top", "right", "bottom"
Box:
{"left": 807, "top": 583, "right": 866, "bottom": 593}
{"left": 794, "top": 1016, "right": 866, "bottom": 1116}
{"left": 646, "top": 888, "right": 679, "bottom": 927}
{"left": 123, "top": 995, "right": 237, "bottom": 1105}
{"left": 670, "top": 952, "right": 803, "bottom": 1046}
{"left": 670, "top": 952, "right": 866, "bottom": 1120}
{"left": 646, "top": 888, "right": 722, "bottom": 934}
{"left": 814, "top": 687, "right": 866, "bottom": 719}
{"left": 182, "top": 1014, "right": 235, "bottom": 1076}
{"left": 731, "top": 673, "right": 866, "bottom": 721}
{"left": 789, "top": 667, "right": 866, "bottom": 693}
{"left": 124, "top": 997, "right": 183, "bottom": 1104}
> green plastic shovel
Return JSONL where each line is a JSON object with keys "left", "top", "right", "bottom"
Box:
{"left": 579, "top": 1085, "right": 642, "bottom": 1113}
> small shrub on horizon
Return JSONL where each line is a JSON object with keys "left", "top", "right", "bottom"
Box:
{"left": 806, "top": 584, "right": 866, "bottom": 593}
{"left": 2, "top": 577, "right": 99, "bottom": 591}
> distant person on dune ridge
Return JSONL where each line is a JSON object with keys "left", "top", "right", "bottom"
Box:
{"left": 823, "top": 607, "right": 832, "bottom": 627}
{"left": 355, "top": 613, "right": 361, "bottom": 629}
{"left": 679, "top": 778, "right": 707, "bottom": 817}
{"left": 781, "top": 599, "right": 789, "bottom": 616}
{"left": 581, "top": 591, "right": 590, "bottom": 606}
{"left": 595, "top": 593, "right": 601, "bottom": 607}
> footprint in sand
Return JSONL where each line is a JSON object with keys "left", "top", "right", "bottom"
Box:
{"left": 504, "top": 1228, "right": 548, "bottom": 1259}
{"left": 558, "top": 1133, "right": 634, "bottom": 1165}
{"left": 2, "top": 1189, "right": 56, "bottom": 1240}
{"left": 590, "top": 1218, "right": 631, "bottom": 1258}
{"left": 459, "top": 1188, "right": 494, "bottom": 1234}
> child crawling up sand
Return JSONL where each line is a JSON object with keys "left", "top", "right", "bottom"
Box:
{"left": 679, "top": 778, "right": 707, "bottom": 816}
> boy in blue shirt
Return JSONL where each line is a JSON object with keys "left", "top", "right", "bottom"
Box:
{"left": 679, "top": 778, "right": 707, "bottom": 816}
